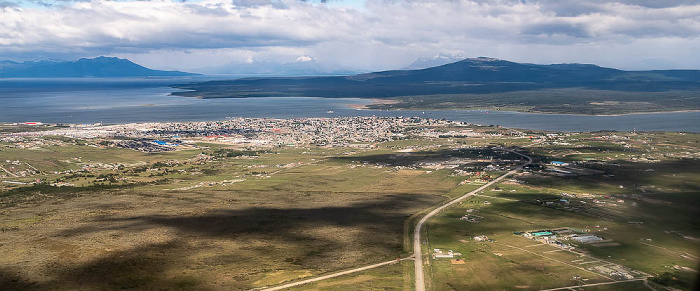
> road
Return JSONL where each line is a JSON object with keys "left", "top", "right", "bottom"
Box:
{"left": 413, "top": 149, "right": 533, "bottom": 291}
{"left": 499, "top": 243, "right": 613, "bottom": 281}
{"left": 259, "top": 147, "right": 535, "bottom": 291}
{"left": 259, "top": 257, "right": 412, "bottom": 291}
{"left": 0, "top": 165, "right": 19, "bottom": 177}
{"left": 539, "top": 278, "right": 651, "bottom": 291}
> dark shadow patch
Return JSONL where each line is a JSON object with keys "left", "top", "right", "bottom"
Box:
{"left": 1, "top": 241, "right": 211, "bottom": 291}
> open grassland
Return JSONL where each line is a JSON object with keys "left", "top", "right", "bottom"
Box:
{"left": 426, "top": 188, "right": 700, "bottom": 290}
{"left": 0, "top": 129, "right": 697, "bottom": 290}
{"left": 424, "top": 131, "right": 700, "bottom": 291}
{"left": 424, "top": 196, "right": 612, "bottom": 290}
{"left": 4, "top": 136, "right": 497, "bottom": 290}
{"left": 284, "top": 260, "right": 414, "bottom": 291}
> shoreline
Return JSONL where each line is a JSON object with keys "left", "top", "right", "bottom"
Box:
{"left": 588, "top": 109, "right": 700, "bottom": 117}
{"left": 175, "top": 93, "right": 699, "bottom": 117}
{"left": 357, "top": 100, "right": 700, "bottom": 116}
{"left": 3, "top": 107, "right": 699, "bottom": 126}
{"left": 2, "top": 97, "right": 698, "bottom": 132}
{"left": 348, "top": 98, "right": 400, "bottom": 110}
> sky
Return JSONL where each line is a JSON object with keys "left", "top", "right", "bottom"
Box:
{"left": 1, "top": 0, "right": 699, "bottom": 72}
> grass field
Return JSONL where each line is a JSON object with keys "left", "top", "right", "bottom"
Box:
{"left": 423, "top": 131, "right": 700, "bottom": 291}
{"left": 1, "top": 136, "right": 467, "bottom": 290}
{"left": 284, "top": 260, "right": 413, "bottom": 291}
{"left": 0, "top": 129, "right": 697, "bottom": 290}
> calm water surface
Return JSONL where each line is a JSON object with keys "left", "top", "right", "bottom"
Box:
{"left": 0, "top": 78, "right": 698, "bottom": 132}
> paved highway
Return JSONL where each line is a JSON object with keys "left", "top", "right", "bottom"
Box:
{"left": 413, "top": 149, "right": 533, "bottom": 291}
{"left": 258, "top": 147, "right": 535, "bottom": 291}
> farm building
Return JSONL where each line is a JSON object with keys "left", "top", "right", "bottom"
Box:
{"left": 550, "top": 161, "right": 569, "bottom": 166}
{"left": 571, "top": 235, "right": 604, "bottom": 243}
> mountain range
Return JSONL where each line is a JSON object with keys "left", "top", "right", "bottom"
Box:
{"left": 2, "top": 54, "right": 698, "bottom": 114}
{"left": 175, "top": 57, "right": 700, "bottom": 97}
{"left": 172, "top": 57, "right": 700, "bottom": 115}
{"left": 0, "top": 57, "right": 196, "bottom": 78}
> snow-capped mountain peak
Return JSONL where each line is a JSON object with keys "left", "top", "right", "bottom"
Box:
{"left": 295, "top": 56, "right": 316, "bottom": 63}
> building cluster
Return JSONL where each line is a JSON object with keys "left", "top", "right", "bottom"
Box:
{"left": 3, "top": 117, "right": 472, "bottom": 148}
{"left": 515, "top": 228, "right": 640, "bottom": 280}
{"left": 432, "top": 248, "right": 461, "bottom": 259}
{"left": 102, "top": 139, "right": 184, "bottom": 153}
{"left": 0, "top": 136, "right": 69, "bottom": 149}
{"left": 542, "top": 132, "right": 699, "bottom": 161}
{"left": 515, "top": 228, "right": 614, "bottom": 250}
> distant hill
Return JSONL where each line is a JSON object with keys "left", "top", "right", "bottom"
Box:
{"left": 175, "top": 57, "right": 700, "bottom": 97}
{"left": 0, "top": 56, "right": 197, "bottom": 78}
{"left": 348, "top": 57, "right": 699, "bottom": 86}
{"left": 173, "top": 57, "right": 700, "bottom": 115}
{"left": 198, "top": 56, "right": 361, "bottom": 76}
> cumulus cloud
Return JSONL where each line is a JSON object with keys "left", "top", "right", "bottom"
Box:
{"left": 0, "top": 0, "right": 698, "bottom": 70}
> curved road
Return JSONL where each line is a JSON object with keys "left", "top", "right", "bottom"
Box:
{"left": 413, "top": 149, "right": 533, "bottom": 291}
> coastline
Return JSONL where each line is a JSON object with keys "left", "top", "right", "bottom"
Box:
{"left": 357, "top": 100, "right": 700, "bottom": 116}
{"left": 348, "top": 98, "right": 400, "bottom": 110}
{"left": 3, "top": 92, "right": 698, "bottom": 132}
{"left": 588, "top": 109, "right": 700, "bottom": 117}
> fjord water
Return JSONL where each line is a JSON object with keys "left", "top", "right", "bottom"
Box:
{"left": 1, "top": 78, "right": 698, "bottom": 132}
